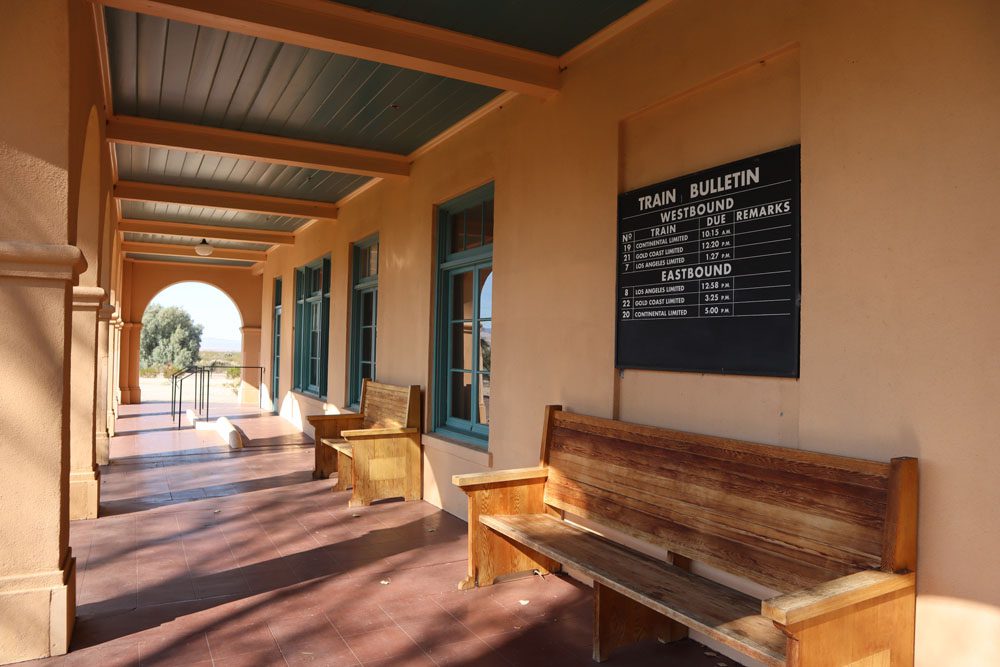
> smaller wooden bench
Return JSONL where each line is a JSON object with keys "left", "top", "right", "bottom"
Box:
{"left": 306, "top": 380, "right": 422, "bottom": 507}
{"left": 454, "top": 406, "right": 918, "bottom": 666}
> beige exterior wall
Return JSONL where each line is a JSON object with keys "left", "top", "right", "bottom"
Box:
{"left": 259, "top": 1, "right": 1000, "bottom": 663}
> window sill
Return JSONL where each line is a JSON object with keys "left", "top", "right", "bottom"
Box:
{"left": 422, "top": 432, "right": 492, "bottom": 468}
{"left": 291, "top": 389, "right": 327, "bottom": 402}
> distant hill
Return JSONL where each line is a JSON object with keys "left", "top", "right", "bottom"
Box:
{"left": 201, "top": 337, "right": 241, "bottom": 352}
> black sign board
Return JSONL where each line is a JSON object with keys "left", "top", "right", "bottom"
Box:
{"left": 615, "top": 145, "right": 800, "bottom": 377}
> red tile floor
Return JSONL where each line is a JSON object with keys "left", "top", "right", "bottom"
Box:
{"left": 28, "top": 401, "right": 741, "bottom": 666}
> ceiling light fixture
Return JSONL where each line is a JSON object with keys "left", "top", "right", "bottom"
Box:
{"left": 195, "top": 239, "right": 213, "bottom": 256}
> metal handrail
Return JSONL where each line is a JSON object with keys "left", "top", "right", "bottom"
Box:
{"left": 170, "top": 363, "right": 265, "bottom": 428}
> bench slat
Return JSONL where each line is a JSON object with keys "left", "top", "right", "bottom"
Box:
{"left": 480, "top": 513, "right": 787, "bottom": 667}
{"left": 549, "top": 449, "right": 883, "bottom": 562}
{"left": 551, "top": 412, "right": 890, "bottom": 487}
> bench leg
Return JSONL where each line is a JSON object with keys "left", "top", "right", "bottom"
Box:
{"left": 314, "top": 443, "right": 338, "bottom": 479}
{"left": 334, "top": 451, "right": 353, "bottom": 493}
{"left": 781, "top": 585, "right": 915, "bottom": 667}
{"left": 593, "top": 582, "right": 687, "bottom": 662}
{"left": 459, "top": 480, "right": 560, "bottom": 590}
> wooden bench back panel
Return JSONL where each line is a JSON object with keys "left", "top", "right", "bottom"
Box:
{"left": 360, "top": 380, "right": 420, "bottom": 429}
{"left": 542, "top": 410, "right": 898, "bottom": 593}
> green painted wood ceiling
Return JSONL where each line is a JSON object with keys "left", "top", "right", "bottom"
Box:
{"left": 104, "top": 2, "right": 647, "bottom": 254}
{"left": 330, "top": 1, "right": 646, "bottom": 55}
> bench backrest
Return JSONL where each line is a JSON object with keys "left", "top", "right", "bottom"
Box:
{"left": 359, "top": 380, "right": 421, "bottom": 430}
{"left": 540, "top": 406, "right": 917, "bottom": 593}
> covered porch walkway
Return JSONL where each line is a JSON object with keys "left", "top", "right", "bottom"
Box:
{"left": 29, "top": 409, "right": 723, "bottom": 666}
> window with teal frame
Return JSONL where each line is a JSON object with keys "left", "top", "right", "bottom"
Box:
{"left": 434, "top": 183, "right": 494, "bottom": 444}
{"left": 349, "top": 235, "right": 379, "bottom": 407}
{"left": 293, "top": 256, "right": 330, "bottom": 398}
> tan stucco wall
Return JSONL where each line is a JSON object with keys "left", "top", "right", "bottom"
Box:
{"left": 256, "top": 1, "right": 999, "bottom": 663}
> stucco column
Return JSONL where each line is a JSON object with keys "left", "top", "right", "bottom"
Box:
{"left": 239, "top": 325, "right": 262, "bottom": 405}
{"left": 0, "top": 243, "right": 83, "bottom": 662}
{"left": 125, "top": 321, "right": 141, "bottom": 403}
{"left": 109, "top": 318, "right": 122, "bottom": 433}
{"left": 118, "top": 321, "right": 134, "bottom": 404}
{"left": 68, "top": 286, "right": 105, "bottom": 520}
{"left": 95, "top": 305, "right": 113, "bottom": 464}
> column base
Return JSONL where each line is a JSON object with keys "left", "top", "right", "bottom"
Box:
{"left": 0, "top": 549, "right": 75, "bottom": 663}
{"left": 68, "top": 470, "right": 100, "bottom": 520}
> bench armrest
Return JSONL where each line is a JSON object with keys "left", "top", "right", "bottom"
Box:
{"left": 341, "top": 427, "right": 418, "bottom": 439}
{"left": 453, "top": 466, "right": 548, "bottom": 489}
{"left": 762, "top": 570, "right": 915, "bottom": 627}
{"left": 307, "top": 413, "right": 364, "bottom": 423}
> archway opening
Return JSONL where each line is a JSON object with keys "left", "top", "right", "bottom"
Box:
{"left": 138, "top": 281, "right": 244, "bottom": 407}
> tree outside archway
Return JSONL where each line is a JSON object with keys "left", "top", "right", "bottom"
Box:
{"left": 140, "top": 304, "right": 203, "bottom": 371}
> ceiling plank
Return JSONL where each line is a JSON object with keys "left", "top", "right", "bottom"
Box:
{"left": 93, "top": 0, "right": 560, "bottom": 97}
{"left": 122, "top": 241, "right": 266, "bottom": 262}
{"left": 108, "top": 115, "right": 410, "bottom": 178}
{"left": 119, "top": 218, "right": 295, "bottom": 245}
{"left": 115, "top": 180, "right": 339, "bottom": 221}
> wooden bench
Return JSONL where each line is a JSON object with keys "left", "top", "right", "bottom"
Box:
{"left": 453, "top": 406, "right": 918, "bottom": 666}
{"left": 306, "top": 380, "right": 422, "bottom": 507}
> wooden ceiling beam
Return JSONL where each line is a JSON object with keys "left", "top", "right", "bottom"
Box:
{"left": 114, "top": 180, "right": 338, "bottom": 221}
{"left": 122, "top": 240, "right": 266, "bottom": 262}
{"left": 118, "top": 218, "right": 295, "bottom": 246}
{"left": 108, "top": 115, "right": 410, "bottom": 179}
{"left": 92, "top": 0, "right": 560, "bottom": 97}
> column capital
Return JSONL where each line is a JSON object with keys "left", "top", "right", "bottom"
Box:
{"left": 0, "top": 241, "right": 86, "bottom": 281}
{"left": 72, "top": 285, "right": 106, "bottom": 311}
{"left": 240, "top": 326, "right": 262, "bottom": 333}
{"left": 97, "top": 304, "right": 116, "bottom": 321}
{"left": 122, "top": 321, "right": 142, "bottom": 331}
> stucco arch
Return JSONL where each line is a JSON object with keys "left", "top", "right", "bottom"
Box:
{"left": 119, "top": 260, "right": 263, "bottom": 404}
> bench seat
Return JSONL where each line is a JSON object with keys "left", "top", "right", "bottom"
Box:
{"left": 481, "top": 513, "right": 786, "bottom": 667}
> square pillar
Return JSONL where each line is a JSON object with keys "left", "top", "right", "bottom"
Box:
{"left": 240, "top": 325, "right": 262, "bottom": 405}
{"left": 68, "top": 286, "right": 105, "bottom": 520}
{"left": 0, "top": 242, "right": 82, "bottom": 662}
{"left": 95, "top": 304, "right": 114, "bottom": 465}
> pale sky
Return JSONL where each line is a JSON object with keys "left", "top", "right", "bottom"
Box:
{"left": 149, "top": 282, "right": 242, "bottom": 350}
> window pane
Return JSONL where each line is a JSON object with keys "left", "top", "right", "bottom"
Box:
{"left": 451, "top": 272, "right": 473, "bottom": 320}
{"left": 358, "top": 246, "right": 369, "bottom": 278}
{"left": 465, "top": 203, "right": 482, "bottom": 249}
{"left": 478, "top": 321, "right": 492, "bottom": 374}
{"left": 369, "top": 243, "right": 379, "bottom": 277}
{"left": 362, "top": 326, "right": 373, "bottom": 361}
{"left": 478, "top": 267, "right": 492, "bottom": 320}
{"left": 362, "top": 290, "right": 374, "bottom": 326}
{"left": 361, "top": 363, "right": 373, "bottom": 381}
{"left": 450, "top": 372, "right": 472, "bottom": 421}
{"left": 311, "top": 267, "right": 322, "bottom": 293}
{"left": 483, "top": 199, "right": 494, "bottom": 245}
{"left": 451, "top": 322, "right": 473, "bottom": 370}
{"left": 449, "top": 211, "right": 464, "bottom": 254}
{"left": 477, "top": 374, "right": 490, "bottom": 426}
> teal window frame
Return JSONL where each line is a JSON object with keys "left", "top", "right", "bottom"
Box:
{"left": 293, "top": 256, "right": 330, "bottom": 399}
{"left": 349, "top": 235, "right": 379, "bottom": 408}
{"left": 433, "top": 182, "right": 494, "bottom": 445}
{"left": 272, "top": 277, "right": 282, "bottom": 411}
